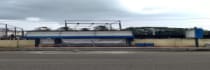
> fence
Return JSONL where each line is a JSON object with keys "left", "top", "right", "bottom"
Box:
{"left": 0, "top": 23, "right": 24, "bottom": 40}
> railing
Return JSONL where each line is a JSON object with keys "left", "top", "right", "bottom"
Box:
{"left": 25, "top": 31, "right": 133, "bottom": 37}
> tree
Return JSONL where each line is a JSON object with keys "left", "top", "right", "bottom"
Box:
{"left": 34, "top": 26, "right": 51, "bottom": 31}
{"left": 94, "top": 26, "right": 109, "bottom": 31}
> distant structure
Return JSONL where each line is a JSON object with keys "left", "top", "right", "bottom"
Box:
{"left": 124, "top": 27, "right": 186, "bottom": 38}
{"left": 0, "top": 23, "right": 24, "bottom": 40}
{"left": 24, "top": 20, "right": 134, "bottom": 47}
{"left": 64, "top": 20, "right": 122, "bottom": 31}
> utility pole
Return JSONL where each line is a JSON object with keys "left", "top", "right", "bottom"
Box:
{"left": 5, "top": 24, "right": 8, "bottom": 39}
{"left": 119, "top": 20, "right": 122, "bottom": 30}
{"left": 109, "top": 24, "right": 112, "bottom": 31}
{"left": 64, "top": 20, "right": 68, "bottom": 31}
{"left": 21, "top": 29, "right": 24, "bottom": 37}
{"left": 14, "top": 27, "right": 17, "bottom": 40}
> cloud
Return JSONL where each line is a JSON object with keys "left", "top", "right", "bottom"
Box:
{"left": 0, "top": 0, "right": 127, "bottom": 20}
{"left": 0, "top": 19, "right": 61, "bottom": 30}
{"left": 0, "top": 0, "right": 190, "bottom": 20}
{"left": 118, "top": 0, "right": 210, "bottom": 16}
{"left": 25, "top": 17, "right": 41, "bottom": 21}
{"left": 0, "top": 0, "right": 209, "bottom": 30}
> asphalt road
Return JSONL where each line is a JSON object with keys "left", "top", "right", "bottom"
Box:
{"left": 0, "top": 51, "right": 210, "bottom": 70}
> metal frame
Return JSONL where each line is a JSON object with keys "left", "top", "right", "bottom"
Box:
{"left": 64, "top": 20, "right": 122, "bottom": 31}
{"left": 0, "top": 23, "right": 24, "bottom": 40}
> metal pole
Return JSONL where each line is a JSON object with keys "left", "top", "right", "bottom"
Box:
{"left": 21, "top": 29, "right": 24, "bottom": 37}
{"left": 5, "top": 24, "right": 8, "bottom": 39}
{"left": 17, "top": 38, "right": 19, "bottom": 48}
{"left": 194, "top": 27, "right": 199, "bottom": 47}
{"left": 119, "top": 20, "right": 122, "bottom": 30}
{"left": 14, "top": 27, "right": 17, "bottom": 39}
{"left": 195, "top": 38, "right": 199, "bottom": 47}
{"left": 109, "top": 24, "right": 112, "bottom": 31}
{"left": 65, "top": 20, "right": 68, "bottom": 31}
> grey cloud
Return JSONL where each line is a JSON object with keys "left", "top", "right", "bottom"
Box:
{"left": 1, "top": 0, "right": 209, "bottom": 30}
{"left": 0, "top": 0, "right": 125, "bottom": 20}
{"left": 0, "top": 0, "right": 190, "bottom": 20}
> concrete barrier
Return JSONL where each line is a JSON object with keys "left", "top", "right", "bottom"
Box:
{"left": 0, "top": 40, "right": 35, "bottom": 48}
{"left": 133, "top": 39, "right": 210, "bottom": 47}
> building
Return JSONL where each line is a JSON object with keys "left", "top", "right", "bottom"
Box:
{"left": 24, "top": 31, "right": 134, "bottom": 47}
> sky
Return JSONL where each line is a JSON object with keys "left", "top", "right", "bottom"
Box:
{"left": 1, "top": 0, "right": 210, "bottom": 30}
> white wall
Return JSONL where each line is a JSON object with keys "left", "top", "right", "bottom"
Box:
{"left": 26, "top": 31, "right": 133, "bottom": 37}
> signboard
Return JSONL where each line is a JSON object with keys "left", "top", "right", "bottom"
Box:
{"left": 195, "top": 28, "right": 204, "bottom": 38}
{"left": 186, "top": 28, "right": 203, "bottom": 38}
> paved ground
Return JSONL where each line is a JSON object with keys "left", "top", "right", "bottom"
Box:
{"left": 0, "top": 51, "right": 210, "bottom": 70}
{"left": 1, "top": 47, "right": 210, "bottom": 51}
